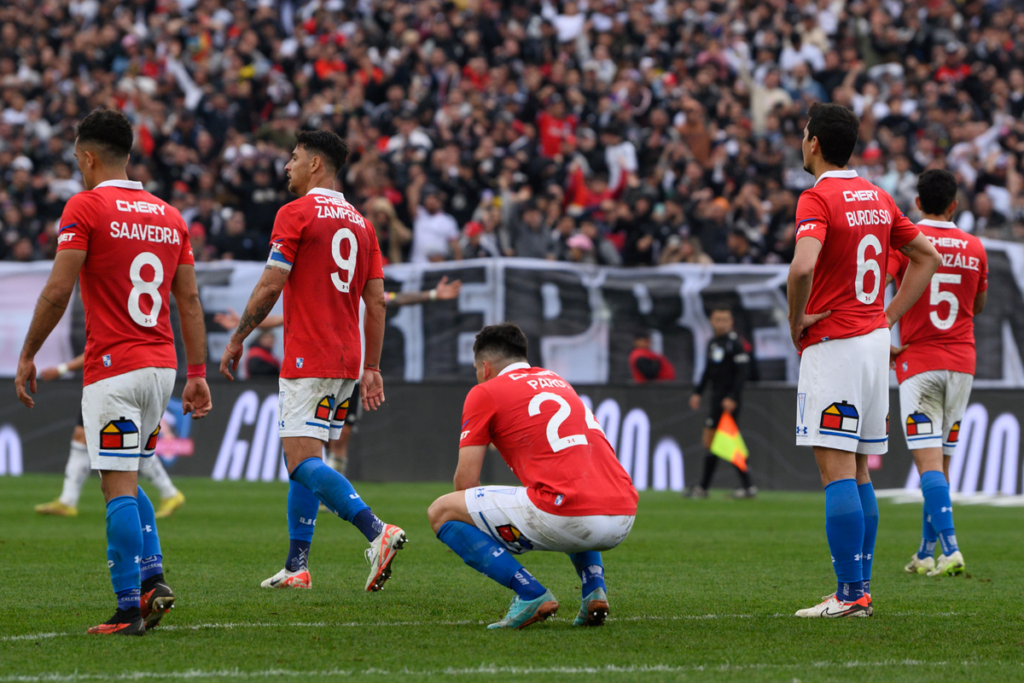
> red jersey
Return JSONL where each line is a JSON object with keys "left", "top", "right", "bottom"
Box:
{"left": 269, "top": 187, "right": 383, "bottom": 379}
{"left": 628, "top": 348, "right": 677, "bottom": 383}
{"left": 886, "top": 219, "right": 988, "bottom": 382}
{"left": 459, "top": 363, "right": 638, "bottom": 517}
{"left": 537, "top": 112, "right": 577, "bottom": 158}
{"left": 56, "top": 180, "right": 193, "bottom": 385}
{"left": 794, "top": 170, "right": 920, "bottom": 352}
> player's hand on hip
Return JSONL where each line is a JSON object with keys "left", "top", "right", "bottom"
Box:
{"left": 14, "top": 357, "right": 37, "bottom": 408}
{"left": 182, "top": 377, "right": 212, "bottom": 419}
{"left": 721, "top": 397, "right": 737, "bottom": 414}
{"left": 689, "top": 393, "right": 701, "bottom": 411}
{"left": 789, "top": 310, "right": 831, "bottom": 348}
{"left": 360, "top": 368, "right": 385, "bottom": 411}
{"left": 890, "top": 343, "right": 909, "bottom": 369}
{"left": 219, "top": 340, "right": 243, "bottom": 381}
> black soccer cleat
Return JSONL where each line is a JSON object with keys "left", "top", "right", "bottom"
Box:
{"left": 141, "top": 579, "right": 175, "bottom": 629}
{"left": 88, "top": 608, "right": 146, "bottom": 636}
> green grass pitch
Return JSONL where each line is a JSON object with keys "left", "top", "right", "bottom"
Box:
{"left": 1, "top": 474, "right": 1023, "bottom": 682}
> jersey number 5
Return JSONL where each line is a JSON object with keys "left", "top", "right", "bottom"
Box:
{"left": 128, "top": 252, "right": 163, "bottom": 328}
{"left": 929, "top": 273, "right": 961, "bottom": 330}
{"left": 332, "top": 228, "right": 357, "bottom": 293}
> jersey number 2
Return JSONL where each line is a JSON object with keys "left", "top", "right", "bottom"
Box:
{"left": 331, "top": 228, "right": 357, "bottom": 293}
{"left": 128, "top": 252, "right": 163, "bottom": 328}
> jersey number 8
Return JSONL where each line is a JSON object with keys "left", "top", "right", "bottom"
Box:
{"left": 128, "top": 252, "right": 163, "bottom": 328}
{"left": 332, "top": 228, "right": 357, "bottom": 293}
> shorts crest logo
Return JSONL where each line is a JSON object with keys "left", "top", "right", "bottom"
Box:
{"left": 334, "top": 399, "right": 349, "bottom": 422}
{"left": 820, "top": 401, "right": 859, "bottom": 434}
{"left": 906, "top": 412, "right": 934, "bottom": 436}
{"left": 496, "top": 524, "right": 534, "bottom": 552}
{"left": 314, "top": 396, "right": 335, "bottom": 421}
{"left": 947, "top": 421, "right": 961, "bottom": 443}
{"left": 101, "top": 417, "right": 140, "bottom": 450}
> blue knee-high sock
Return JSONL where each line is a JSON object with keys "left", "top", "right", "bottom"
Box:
{"left": 291, "top": 458, "right": 384, "bottom": 542}
{"left": 437, "top": 521, "right": 546, "bottom": 600}
{"left": 136, "top": 487, "right": 163, "bottom": 582}
{"left": 286, "top": 479, "right": 319, "bottom": 571}
{"left": 918, "top": 505, "right": 939, "bottom": 559}
{"left": 569, "top": 551, "right": 606, "bottom": 598}
{"left": 921, "top": 471, "right": 958, "bottom": 555}
{"left": 106, "top": 495, "right": 142, "bottom": 611}
{"left": 858, "top": 482, "right": 878, "bottom": 596}
{"left": 824, "top": 479, "right": 865, "bottom": 602}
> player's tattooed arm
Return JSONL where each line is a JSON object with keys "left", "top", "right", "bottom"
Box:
{"left": 898, "top": 244, "right": 915, "bottom": 255}
{"left": 235, "top": 299, "right": 277, "bottom": 339}
{"left": 232, "top": 266, "right": 289, "bottom": 343}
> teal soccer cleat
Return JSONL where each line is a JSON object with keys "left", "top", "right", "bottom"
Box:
{"left": 487, "top": 590, "right": 559, "bottom": 630}
{"left": 572, "top": 587, "right": 609, "bottom": 627}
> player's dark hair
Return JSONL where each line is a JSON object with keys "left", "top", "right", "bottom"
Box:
{"left": 76, "top": 109, "right": 134, "bottom": 160}
{"left": 709, "top": 306, "right": 733, "bottom": 316}
{"left": 295, "top": 129, "right": 349, "bottom": 174}
{"left": 805, "top": 103, "right": 859, "bottom": 167}
{"left": 916, "top": 169, "right": 958, "bottom": 216}
{"left": 473, "top": 323, "right": 528, "bottom": 362}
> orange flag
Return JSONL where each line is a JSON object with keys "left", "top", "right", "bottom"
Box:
{"left": 710, "top": 412, "right": 749, "bottom": 472}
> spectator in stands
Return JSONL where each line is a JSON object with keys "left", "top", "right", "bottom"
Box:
{"left": 408, "top": 182, "right": 461, "bottom": 263}
{"left": 367, "top": 197, "right": 412, "bottom": 265}
{"left": 212, "top": 211, "right": 265, "bottom": 262}
{"left": 629, "top": 331, "right": 677, "bottom": 383}
{"left": 246, "top": 331, "right": 281, "bottom": 378}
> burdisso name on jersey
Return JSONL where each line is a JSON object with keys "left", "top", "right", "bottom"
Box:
{"left": 845, "top": 209, "right": 893, "bottom": 227}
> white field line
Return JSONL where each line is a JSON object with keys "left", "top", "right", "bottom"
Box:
{"left": 0, "top": 612, "right": 970, "bottom": 643}
{"left": 0, "top": 660, "right": 1009, "bottom": 681}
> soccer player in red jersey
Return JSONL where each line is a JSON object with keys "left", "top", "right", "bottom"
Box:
{"left": 787, "top": 103, "right": 940, "bottom": 618}
{"left": 220, "top": 130, "right": 405, "bottom": 593}
{"left": 15, "top": 109, "right": 212, "bottom": 635}
{"left": 427, "top": 323, "right": 638, "bottom": 630}
{"left": 887, "top": 170, "right": 987, "bottom": 578}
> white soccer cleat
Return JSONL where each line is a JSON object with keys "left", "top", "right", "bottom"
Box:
{"left": 905, "top": 553, "right": 936, "bottom": 575}
{"left": 795, "top": 593, "right": 871, "bottom": 618}
{"left": 261, "top": 567, "right": 312, "bottom": 589}
{"left": 927, "top": 550, "right": 965, "bottom": 577}
{"left": 364, "top": 524, "right": 407, "bottom": 592}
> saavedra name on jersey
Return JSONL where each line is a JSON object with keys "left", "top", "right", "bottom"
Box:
{"left": 107, "top": 222, "right": 182, "bottom": 244}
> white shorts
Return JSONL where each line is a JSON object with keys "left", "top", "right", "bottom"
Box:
{"left": 465, "top": 485, "right": 635, "bottom": 555}
{"left": 82, "top": 367, "right": 176, "bottom": 472}
{"left": 796, "top": 327, "right": 890, "bottom": 455}
{"left": 899, "top": 370, "right": 973, "bottom": 456}
{"left": 279, "top": 377, "right": 358, "bottom": 441}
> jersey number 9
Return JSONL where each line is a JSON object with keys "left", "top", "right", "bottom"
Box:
{"left": 331, "top": 228, "right": 358, "bottom": 293}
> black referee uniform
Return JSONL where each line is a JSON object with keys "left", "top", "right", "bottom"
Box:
{"left": 694, "top": 331, "right": 753, "bottom": 492}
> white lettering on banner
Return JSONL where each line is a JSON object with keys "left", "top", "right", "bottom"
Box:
{"left": 212, "top": 392, "right": 287, "bottom": 483}
{"left": 843, "top": 190, "right": 879, "bottom": 202}
{"left": 0, "top": 425, "right": 23, "bottom": 476}
{"left": 109, "top": 222, "right": 181, "bottom": 245}
{"left": 116, "top": 199, "right": 167, "bottom": 215}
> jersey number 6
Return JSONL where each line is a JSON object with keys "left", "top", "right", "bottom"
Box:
{"left": 331, "top": 228, "right": 358, "bottom": 293}
{"left": 855, "top": 234, "right": 882, "bottom": 305}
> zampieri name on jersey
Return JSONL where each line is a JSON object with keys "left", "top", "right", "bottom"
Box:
{"left": 109, "top": 222, "right": 183, "bottom": 245}
{"left": 313, "top": 195, "right": 366, "bottom": 226}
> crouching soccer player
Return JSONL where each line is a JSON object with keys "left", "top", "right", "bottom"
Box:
{"left": 15, "top": 109, "right": 212, "bottom": 634}
{"left": 887, "top": 169, "right": 987, "bottom": 578}
{"left": 428, "top": 323, "right": 638, "bottom": 629}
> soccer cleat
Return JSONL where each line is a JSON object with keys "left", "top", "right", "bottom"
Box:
{"left": 261, "top": 567, "right": 312, "bottom": 589}
{"left": 35, "top": 500, "right": 77, "bottom": 517}
{"left": 325, "top": 454, "right": 348, "bottom": 475}
{"left": 488, "top": 590, "right": 559, "bottom": 630}
{"left": 794, "top": 593, "right": 871, "bottom": 618}
{"left": 684, "top": 486, "right": 708, "bottom": 499}
{"left": 364, "top": 524, "right": 407, "bottom": 592}
{"left": 88, "top": 609, "right": 145, "bottom": 636}
{"left": 732, "top": 486, "right": 758, "bottom": 499}
{"left": 927, "top": 550, "right": 965, "bottom": 577}
{"left": 140, "top": 581, "right": 175, "bottom": 629}
{"left": 905, "top": 553, "right": 936, "bottom": 575}
{"left": 154, "top": 492, "right": 185, "bottom": 519}
{"left": 572, "top": 587, "right": 609, "bottom": 627}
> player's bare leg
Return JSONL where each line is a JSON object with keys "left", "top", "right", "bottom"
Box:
{"left": 796, "top": 447, "right": 871, "bottom": 618}
{"left": 284, "top": 436, "right": 405, "bottom": 592}
{"left": 912, "top": 448, "right": 964, "bottom": 577}
{"left": 37, "top": 425, "right": 88, "bottom": 517}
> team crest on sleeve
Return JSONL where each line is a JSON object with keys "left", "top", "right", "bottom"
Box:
{"left": 496, "top": 524, "right": 534, "bottom": 552}
{"left": 906, "top": 413, "right": 934, "bottom": 437}
{"left": 820, "top": 401, "right": 859, "bottom": 434}
{"left": 334, "top": 398, "right": 349, "bottom": 422}
{"left": 101, "top": 418, "right": 140, "bottom": 450}
{"left": 314, "top": 396, "right": 335, "bottom": 422}
{"left": 145, "top": 425, "right": 160, "bottom": 451}
{"left": 947, "top": 421, "right": 961, "bottom": 443}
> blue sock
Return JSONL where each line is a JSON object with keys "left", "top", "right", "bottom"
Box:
{"left": 921, "top": 471, "right": 958, "bottom": 555}
{"left": 437, "top": 521, "right": 546, "bottom": 600}
{"left": 291, "top": 458, "right": 383, "bottom": 542}
{"left": 918, "top": 505, "right": 939, "bottom": 559}
{"left": 106, "top": 496, "right": 142, "bottom": 610}
{"left": 824, "top": 479, "right": 865, "bottom": 602}
{"left": 136, "top": 487, "right": 163, "bottom": 582}
{"left": 569, "top": 551, "right": 606, "bottom": 598}
{"left": 286, "top": 480, "right": 318, "bottom": 571}
{"left": 858, "top": 482, "right": 878, "bottom": 596}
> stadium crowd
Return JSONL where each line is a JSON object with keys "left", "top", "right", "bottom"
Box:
{"left": 2, "top": 0, "right": 1024, "bottom": 266}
